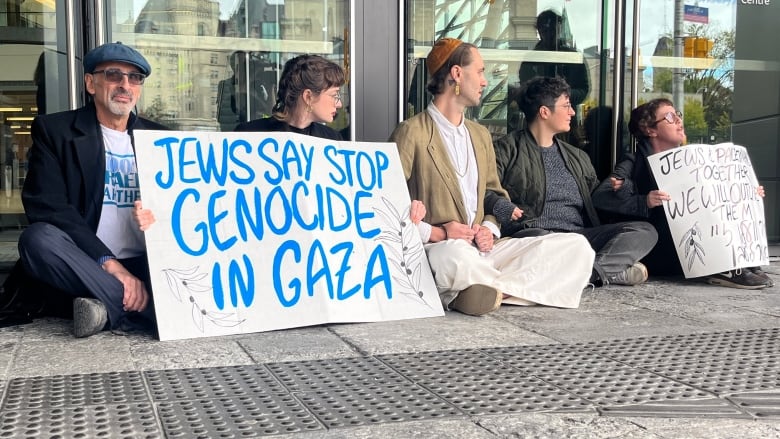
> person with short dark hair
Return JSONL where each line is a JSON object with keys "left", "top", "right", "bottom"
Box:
{"left": 592, "top": 98, "right": 771, "bottom": 289}
{"left": 235, "top": 54, "right": 344, "bottom": 140}
{"left": 18, "top": 42, "right": 168, "bottom": 337}
{"left": 390, "top": 38, "right": 595, "bottom": 316}
{"left": 516, "top": 9, "right": 590, "bottom": 146}
{"left": 495, "top": 76, "right": 658, "bottom": 287}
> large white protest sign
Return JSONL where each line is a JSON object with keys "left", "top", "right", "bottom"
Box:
{"left": 647, "top": 143, "right": 769, "bottom": 278}
{"left": 134, "top": 130, "right": 443, "bottom": 341}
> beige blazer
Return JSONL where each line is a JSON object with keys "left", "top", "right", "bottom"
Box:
{"left": 389, "top": 111, "right": 508, "bottom": 229}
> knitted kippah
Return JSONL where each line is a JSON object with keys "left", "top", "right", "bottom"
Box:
{"left": 427, "top": 38, "right": 463, "bottom": 76}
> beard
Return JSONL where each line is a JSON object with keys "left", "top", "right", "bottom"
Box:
{"left": 106, "top": 89, "right": 136, "bottom": 116}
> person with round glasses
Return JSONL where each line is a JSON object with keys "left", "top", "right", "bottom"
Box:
{"left": 14, "top": 42, "right": 168, "bottom": 338}
{"left": 593, "top": 98, "right": 772, "bottom": 289}
{"left": 235, "top": 54, "right": 345, "bottom": 140}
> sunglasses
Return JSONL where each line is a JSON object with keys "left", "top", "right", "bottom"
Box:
{"left": 653, "top": 110, "right": 682, "bottom": 126}
{"left": 91, "top": 68, "right": 146, "bottom": 85}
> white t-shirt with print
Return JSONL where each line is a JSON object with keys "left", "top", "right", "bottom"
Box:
{"left": 96, "top": 125, "right": 145, "bottom": 259}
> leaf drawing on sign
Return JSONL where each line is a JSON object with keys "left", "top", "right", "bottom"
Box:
{"left": 162, "top": 267, "right": 245, "bottom": 332}
{"left": 374, "top": 197, "right": 432, "bottom": 309}
{"left": 678, "top": 222, "right": 706, "bottom": 270}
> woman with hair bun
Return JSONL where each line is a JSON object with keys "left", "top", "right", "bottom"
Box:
{"left": 236, "top": 54, "right": 345, "bottom": 140}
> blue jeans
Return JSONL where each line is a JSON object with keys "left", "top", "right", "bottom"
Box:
{"left": 18, "top": 222, "right": 155, "bottom": 329}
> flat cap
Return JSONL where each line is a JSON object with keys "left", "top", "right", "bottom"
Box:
{"left": 427, "top": 37, "right": 463, "bottom": 77}
{"left": 84, "top": 42, "right": 151, "bottom": 76}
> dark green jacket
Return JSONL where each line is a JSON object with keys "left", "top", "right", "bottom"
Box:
{"left": 494, "top": 129, "right": 600, "bottom": 235}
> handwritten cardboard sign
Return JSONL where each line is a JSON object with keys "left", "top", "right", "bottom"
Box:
{"left": 134, "top": 130, "right": 443, "bottom": 341}
{"left": 648, "top": 143, "right": 769, "bottom": 278}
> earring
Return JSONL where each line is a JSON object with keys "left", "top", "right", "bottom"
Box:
{"left": 455, "top": 83, "right": 460, "bottom": 96}
{"left": 307, "top": 104, "right": 313, "bottom": 113}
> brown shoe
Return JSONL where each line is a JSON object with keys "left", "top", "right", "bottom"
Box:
{"left": 451, "top": 284, "right": 502, "bottom": 316}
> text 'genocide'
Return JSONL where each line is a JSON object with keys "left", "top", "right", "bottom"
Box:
{"left": 151, "top": 135, "right": 397, "bottom": 310}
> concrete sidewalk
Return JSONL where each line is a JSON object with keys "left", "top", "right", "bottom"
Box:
{"left": 1, "top": 263, "right": 780, "bottom": 438}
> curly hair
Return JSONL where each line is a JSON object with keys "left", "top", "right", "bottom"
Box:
{"left": 426, "top": 42, "right": 478, "bottom": 96}
{"left": 273, "top": 54, "right": 345, "bottom": 120}
{"left": 628, "top": 98, "right": 674, "bottom": 140}
{"left": 516, "top": 76, "right": 570, "bottom": 124}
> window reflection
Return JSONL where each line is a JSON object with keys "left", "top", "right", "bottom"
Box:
{"left": 405, "top": 1, "right": 599, "bottom": 144}
{"left": 110, "top": 0, "right": 349, "bottom": 133}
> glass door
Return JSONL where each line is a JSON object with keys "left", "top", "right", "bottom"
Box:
{"left": 105, "top": 0, "right": 350, "bottom": 136}
{"left": 403, "top": 0, "right": 603, "bottom": 158}
{"left": 0, "top": 0, "right": 74, "bottom": 239}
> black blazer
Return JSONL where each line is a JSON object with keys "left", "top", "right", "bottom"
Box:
{"left": 22, "top": 102, "right": 167, "bottom": 261}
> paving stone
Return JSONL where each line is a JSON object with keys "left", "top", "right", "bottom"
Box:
{"left": 237, "top": 327, "right": 360, "bottom": 362}
{"left": 129, "top": 337, "right": 254, "bottom": 370}
{"left": 330, "top": 313, "right": 554, "bottom": 355}
{"left": 10, "top": 338, "right": 134, "bottom": 377}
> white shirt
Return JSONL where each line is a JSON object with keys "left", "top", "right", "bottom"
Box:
{"left": 96, "top": 125, "right": 145, "bottom": 259}
{"left": 427, "top": 103, "right": 479, "bottom": 226}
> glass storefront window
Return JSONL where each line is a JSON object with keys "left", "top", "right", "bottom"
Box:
{"left": 108, "top": 0, "right": 350, "bottom": 135}
{"left": 633, "top": 0, "right": 737, "bottom": 146}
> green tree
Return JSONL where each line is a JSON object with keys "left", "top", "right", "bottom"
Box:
{"left": 138, "top": 97, "right": 168, "bottom": 125}
{"left": 683, "top": 98, "right": 707, "bottom": 143}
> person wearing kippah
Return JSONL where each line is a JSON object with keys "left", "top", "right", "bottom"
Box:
{"left": 494, "top": 76, "right": 658, "bottom": 287}
{"left": 389, "top": 38, "right": 595, "bottom": 316}
{"left": 15, "top": 42, "right": 167, "bottom": 337}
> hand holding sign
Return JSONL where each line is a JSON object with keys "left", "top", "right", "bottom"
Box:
{"left": 647, "top": 143, "right": 769, "bottom": 278}
{"left": 646, "top": 190, "right": 671, "bottom": 208}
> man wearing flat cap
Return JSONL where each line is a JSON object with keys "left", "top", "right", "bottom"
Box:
{"left": 17, "top": 42, "right": 166, "bottom": 337}
{"left": 390, "top": 38, "right": 594, "bottom": 316}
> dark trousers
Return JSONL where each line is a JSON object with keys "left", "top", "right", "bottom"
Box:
{"left": 513, "top": 221, "right": 658, "bottom": 282}
{"left": 575, "top": 222, "right": 658, "bottom": 281}
{"left": 18, "top": 222, "right": 155, "bottom": 329}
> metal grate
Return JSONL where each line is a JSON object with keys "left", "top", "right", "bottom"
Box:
{"left": 295, "top": 384, "right": 461, "bottom": 428}
{"left": 728, "top": 391, "right": 780, "bottom": 419}
{"left": 599, "top": 397, "right": 750, "bottom": 418}
{"left": 379, "top": 350, "right": 592, "bottom": 415}
{"left": 145, "top": 365, "right": 286, "bottom": 401}
{"left": 3, "top": 372, "right": 148, "bottom": 410}
{"left": 581, "top": 328, "right": 780, "bottom": 366}
{"left": 0, "top": 403, "right": 160, "bottom": 438}
{"left": 266, "top": 356, "right": 409, "bottom": 391}
{"left": 1, "top": 328, "right": 780, "bottom": 436}
{"left": 157, "top": 395, "right": 322, "bottom": 438}
{"left": 647, "top": 355, "right": 780, "bottom": 395}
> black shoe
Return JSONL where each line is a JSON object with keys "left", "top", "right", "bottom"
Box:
{"left": 705, "top": 270, "right": 767, "bottom": 290}
{"left": 73, "top": 298, "right": 108, "bottom": 338}
{"left": 748, "top": 267, "right": 774, "bottom": 287}
{"left": 110, "top": 314, "right": 156, "bottom": 336}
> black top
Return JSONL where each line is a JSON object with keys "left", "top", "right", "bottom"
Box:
{"left": 234, "top": 117, "right": 342, "bottom": 141}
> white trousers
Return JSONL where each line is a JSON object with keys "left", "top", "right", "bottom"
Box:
{"left": 425, "top": 233, "right": 595, "bottom": 309}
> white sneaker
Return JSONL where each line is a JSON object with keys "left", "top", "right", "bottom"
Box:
{"left": 606, "top": 262, "right": 648, "bottom": 286}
